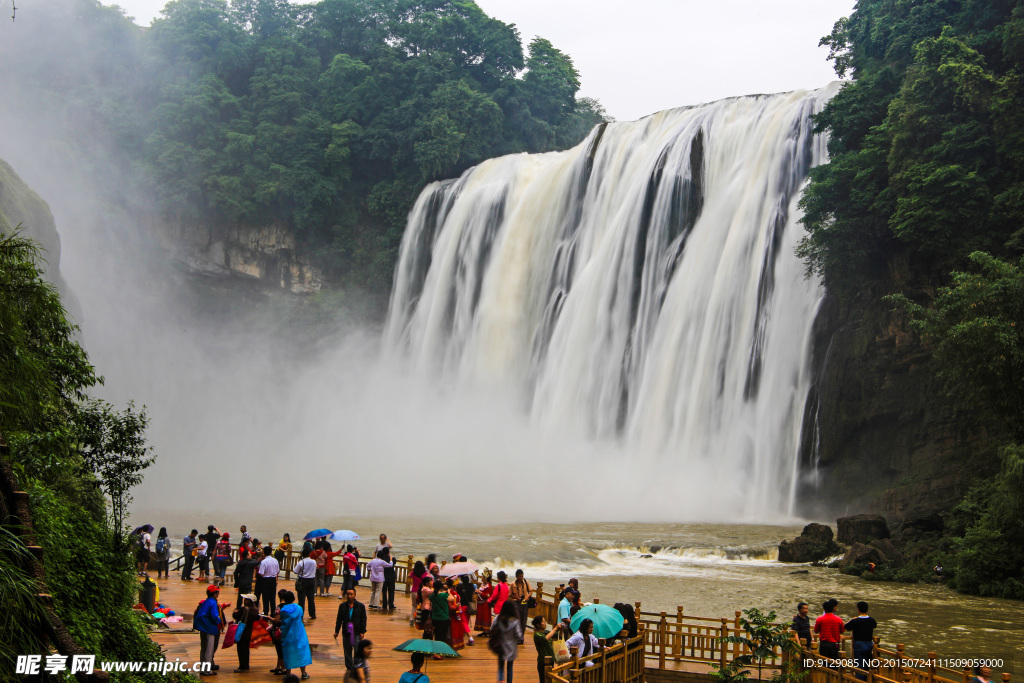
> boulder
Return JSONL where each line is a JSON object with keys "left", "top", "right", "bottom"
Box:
{"left": 894, "top": 513, "right": 945, "bottom": 542}
{"left": 837, "top": 514, "right": 890, "bottom": 544}
{"left": 838, "top": 542, "right": 885, "bottom": 569}
{"left": 869, "top": 538, "right": 906, "bottom": 568}
{"left": 778, "top": 523, "right": 841, "bottom": 563}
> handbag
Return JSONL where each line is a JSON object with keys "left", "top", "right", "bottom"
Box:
{"left": 552, "top": 636, "right": 571, "bottom": 663}
{"left": 222, "top": 622, "right": 238, "bottom": 649}
{"left": 527, "top": 596, "right": 537, "bottom": 608}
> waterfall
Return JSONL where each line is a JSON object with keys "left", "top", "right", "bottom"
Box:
{"left": 385, "top": 84, "right": 840, "bottom": 519}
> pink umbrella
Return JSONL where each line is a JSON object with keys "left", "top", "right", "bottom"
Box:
{"left": 438, "top": 561, "right": 478, "bottom": 577}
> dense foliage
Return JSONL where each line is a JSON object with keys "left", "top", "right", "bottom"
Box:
{"left": 801, "top": 0, "right": 1024, "bottom": 598}
{"left": 0, "top": 232, "right": 169, "bottom": 679}
{"left": 1, "top": 0, "right": 607, "bottom": 293}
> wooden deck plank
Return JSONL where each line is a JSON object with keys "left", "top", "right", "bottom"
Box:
{"left": 148, "top": 576, "right": 518, "bottom": 682}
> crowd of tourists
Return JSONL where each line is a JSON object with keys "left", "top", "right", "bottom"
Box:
{"left": 146, "top": 524, "right": 645, "bottom": 682}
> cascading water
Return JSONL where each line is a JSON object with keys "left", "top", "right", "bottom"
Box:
{"left": 385, "top": 84, "right": 841, "bottom": 519}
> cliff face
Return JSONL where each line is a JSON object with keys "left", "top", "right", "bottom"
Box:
{"left": 0, "top": 159, "right": 70, "bottom": 293}
{"left": 154, "top": 216, "right": 324, "bottom": 294}
{"left": 798, "top": 269, "right": 1004, "bottom": 523}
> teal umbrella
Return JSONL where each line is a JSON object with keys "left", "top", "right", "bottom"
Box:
{"left": 569, "top": 604, "right": 625, "bottom": 640}
{"left": 392, "top": 638, "right": 460, "bottom": 658}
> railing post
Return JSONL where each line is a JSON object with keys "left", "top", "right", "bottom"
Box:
{"left": 928, "top": 651, "right": 937, "bottom": 683}
{"left": 405, "top": 555, "right": 413, "bottom": 593}
{"left": 599, "top": 638, "right": 608, "bottom": 683}
{"left": 734, "top": 610, "right": 742, "bottom": 660}
{"left": 659, "top": 612, "right": 667, "bottom": 669}
{"left": 719, "top": 618, "right": 728, "bottom": 670}
{"left": 675, "top": 605, "right": 683, "bottom": 661}
{"left": 1000, "top": 673, "right": 1010, "bottom": 683}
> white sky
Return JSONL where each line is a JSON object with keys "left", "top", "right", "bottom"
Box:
{"left": 108, "top": 0, "right": 855, "bottom": 121}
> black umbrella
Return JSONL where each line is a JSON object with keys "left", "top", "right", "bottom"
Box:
{"left": 132, "top": 524, "right": 154, "bottom": 535}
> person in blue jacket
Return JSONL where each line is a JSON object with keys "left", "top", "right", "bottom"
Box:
{"left": 275, "top": 590, "right": 312, "bottom": 679}
{"left": 195, "top": 585, "right": 224, "bottom": 676}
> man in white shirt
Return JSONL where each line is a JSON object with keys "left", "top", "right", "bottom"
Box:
{"left": 565, "top": 619, "right": 600, "bottom": 667}
{"left": 294, "top": 548, "right": 318, "bottom": 619}
{"left": 197, "top": 537, "right": 210, "bottom": 581}
{"left": 256, "top": 546, "right": 281, "bottom": 615}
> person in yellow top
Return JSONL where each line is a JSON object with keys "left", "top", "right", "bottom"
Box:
{"left": 276, "top": 533, "right": 293, "bottom": 563}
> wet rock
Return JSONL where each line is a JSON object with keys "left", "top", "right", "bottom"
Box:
{"left": 869, "top": 538, "right": 906, "bottom": 568}
{"left": 778, "top": 523, "right": 841, "bottom": 563}
{"left": 839, "top": 542, "right": 885, "bottom": 568}
{"left": 648, "top": 545, "right": 662, "bottom": 554}
{"left": 837, "top": 514, "right": 890, "bottom": 544}
{"left": 790, "top": 570, "right": 810, "bottom": 575}
{"left": 640, "top": 554, "right": 653, "bottom": 559}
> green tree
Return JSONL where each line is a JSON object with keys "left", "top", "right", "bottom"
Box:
{"left": 715, "top": 608, "right": 804, "bottom": 683}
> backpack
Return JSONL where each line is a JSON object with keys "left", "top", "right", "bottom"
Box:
{"left": 156, "top": 537, "right": 168, "bottom": 554}
{"left": 487, "top": 631, "right": 503, "bottom": 655}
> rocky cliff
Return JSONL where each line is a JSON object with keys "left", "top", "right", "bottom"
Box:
{"left": 0, "top": 158, "right": 70, "bottom": 294}
{"left": 154, "top": 216, "right": 324, "bottom": 294}
{"left": 797, "top": 268, "right": 1004, "bottom": 523}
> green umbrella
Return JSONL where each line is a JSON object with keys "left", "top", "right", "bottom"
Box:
{"left": 392, "top": 638, "right": 460, "bottom": 658}
{"left": 569, "top": 604, "right": 625, "bottom": 640}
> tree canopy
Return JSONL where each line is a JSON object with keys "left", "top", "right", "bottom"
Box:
{"left": 0, "top": 0, "right": 609, "bottom": 293}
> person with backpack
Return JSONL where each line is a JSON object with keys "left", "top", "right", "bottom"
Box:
{"left": 398, "top": 652, "right": 430, "bottom": 683}
{"left": 490, "top": 602, "right": 522, "bottom": 683}
{"left": 213, "top": 533, "right": 233, "bottom": 587}
{"left": 342, "top": 545, "right": 359, "bottom": 593}
{"left": 154, "top": 528, "right": 170, "bottom": 579}
{"left": 195, "top": 585, "right": 224, "bottom": 676}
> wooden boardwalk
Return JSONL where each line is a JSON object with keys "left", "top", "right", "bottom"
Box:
{"left": 148, "top": 575, "right": 516, "bottom": 682}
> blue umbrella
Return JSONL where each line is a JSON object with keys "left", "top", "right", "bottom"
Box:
{"left": 303, "top": 528, "right": 332, "bottom": 540}
{"left": 392, "top": 638, "right": 459, "bottom": 658}
{"left": 330, "top": 530, "right": 360, "bottom": 542}
{"left": 570, "top": 604, "right": 625, "bottom": 639}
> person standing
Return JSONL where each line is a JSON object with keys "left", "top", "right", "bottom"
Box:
{"left": 153, "top": 528, "right": 170, "bottom": 578}
{"left": 213, "top": 533, "right": 233, "bottom": 586}
{"left": 446, "top": 578, "right": 466, "bottom": 650}
{"left": 476, "top": 574, "right": 494, "bottom": 636}
{"left": 136, "top": 528, "right": 151, "bottom": 575}
{"left": 323, "top": 542, "right": 343, "bottom": 597}
{"left": 381, "top": 548, "right": 398, "bottom": 610}
{"left": 973, "top": 666, "right": 993, "bottom": 683}
{"left": 239, "top": 525, "right": 251, "bottom": 547}
{"left": 182, "top": 529, "right": 198, "bottom": 581}
{"left": 342, "top": 545, "right": 358, "bottom": 594}
{"left": 845, "top": 601, "right": 878, "bottom": 678}
{"left": 429, "top": 578, "right": 451, "bottom": 646}
{"left": 334, "top": 587, "right": 368, "bottom": 671}
{"left": 276, "top": 591, "right": 312, "bottom": 680}
{"left": 258, "top": 545, "right": 282, "bottom": 616}
{"left": 203, "top": 525, "right": 221, "bottom": 559}
{"left": 455, "top": 574, "right": 476, "bottom": 645}
{"left": 510, "top": 569, "right": 531, "bottom": 645}
{"left": 294, "top": 547, "right": 318, "bottom": 620}
{"left": 532, "top": 616, "right": 566, "bottom": 683}
{"left": 232, "top": 593, "right": 259, "bottom": 673}
{"left": 276, "top": 533, "right": 292, "bottom": 564}
{"left": 814, "top": 599, "right": 844, "bottom": 660}
{"left": 791, "top": 602, "right": 812, "bottom": 648}
{"left": 310, "top": 541, "right": 327, "bottom": 597}
{"left": 197, "top": 534, "right": 210, "bottom": 582}
{"left": 234, "top": 551, "right": 261, "bottom": 608}
{"left": 195, "top": 585, "right": 224, "bottom": 676}
{"left": 367, "top": 548, "right": 393, "bottom": 609}
{"left": 488, "top": 571, "right": 511, "bottom": 624}
{"left": 374, "top": 533, "right": 393, "bottom": 556}
{"left": 490, "top": 602, "right": 522, "bottom": 683}
{"left": 410, "top": 561, "right": 427, "bottom": 624}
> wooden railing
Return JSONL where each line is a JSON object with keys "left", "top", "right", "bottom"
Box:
{"left": 529, "top": 583, "right": 1012, "bottom": 683}
{"left": 542, "top": 634, "right": 646, "bottom": 683}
